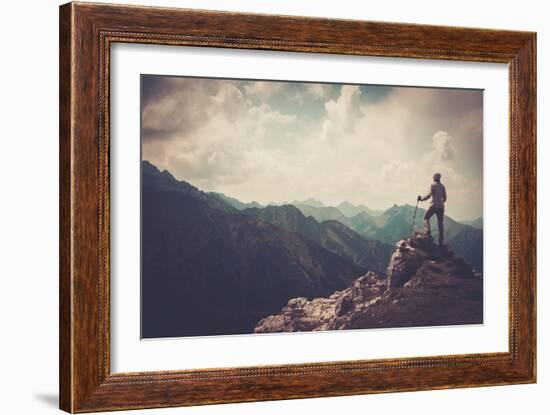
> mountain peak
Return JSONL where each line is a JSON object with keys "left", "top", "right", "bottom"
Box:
{"left": 142, "top": 160, "right": 182, "bottom": 187}
{"left": 142, "top": 159, "right": 156, "bottom": 170}
{"left": 291, "top": 198, "right": 324, "bottom": 208}
{"left": 460, "top": 217, "right": 483, "bottom": 229}
{"left": 208, "top": 191, "right": 263, "bottom": 210}
{"left": 336, "top": 201, "right": 380, "bottom": 218}
{"left": 142, "top": 160, "right": 237, "bottom": 214}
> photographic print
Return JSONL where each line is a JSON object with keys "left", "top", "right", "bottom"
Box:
{"left": 140, "top": 75, "right": 484, "bottom": 339}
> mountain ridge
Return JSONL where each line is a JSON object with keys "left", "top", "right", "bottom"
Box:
{"left": 141, "top": 161, "right": 366, "bottom": 338}
{"left": 243, "top": 204, "right": 393, "bottom": 274}
{"left": 208, "top": 191, "right": 263, "bottom": 210}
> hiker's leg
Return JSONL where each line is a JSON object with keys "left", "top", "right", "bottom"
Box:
{"left": 423, "top": 206, "right": 434, "bottom": 235}
{"left": 436, "top": 208, "right": 444, "bottom": 245}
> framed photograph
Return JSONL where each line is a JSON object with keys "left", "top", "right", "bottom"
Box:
{"left": 59, "top": 2, "right": 536, "bottom": 412}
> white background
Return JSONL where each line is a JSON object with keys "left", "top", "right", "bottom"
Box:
{"left": 0, "top": 0, "right": 547, "bottom": 414}
{"left": 111, "top": 45, "right": 509, "bottom": 372}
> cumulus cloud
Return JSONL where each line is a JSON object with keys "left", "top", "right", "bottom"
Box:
{"left": 141, "top": 77, "right": 483, "bottom": 220}
{"left": 375, "top": 129, "right": 479, "bottom": 216}
{"left": 431, "top": 130, "right": 456, "bottom": 163}
{"left": 322, "top": 85, "right": 363, "bottom": 139}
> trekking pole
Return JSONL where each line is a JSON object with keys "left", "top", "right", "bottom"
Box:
{"left": 409, "top": 199, "right": 419, "bottom": 237}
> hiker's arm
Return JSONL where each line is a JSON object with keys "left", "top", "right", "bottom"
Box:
{"left": 443, "top": 186, "right": 447, "bottom": 203}
{"left": 420, "top": 189, "right": 432, "bottom": 201}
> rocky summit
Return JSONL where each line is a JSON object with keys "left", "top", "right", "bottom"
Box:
{"left": 254, "top": 232, "right": 483, "bottom": 333}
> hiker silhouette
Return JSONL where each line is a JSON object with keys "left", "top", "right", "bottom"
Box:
{"left": 417, "top": 173, "right": 447, "bottom": 246}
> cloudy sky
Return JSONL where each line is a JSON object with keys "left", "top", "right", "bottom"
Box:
{"left": 141, "top": 75, "right": 483, "bottom": 220}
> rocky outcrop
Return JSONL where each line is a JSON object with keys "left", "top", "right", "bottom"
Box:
{"left": 254, "top": 271, "right": 386, "bottom": 332}
{"left": 385, "top": 232, "right": 472, "bottom": 287}
{"left": 254, "top": 232, "right": 482, "bottom": 333}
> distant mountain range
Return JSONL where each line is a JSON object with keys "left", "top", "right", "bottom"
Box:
{"left": 460, "top": 217, "right": 483, "bottom": 229}
{"left": 212, "top": 195, "right": 384, "bottom": 219}
{"left": 291, "top": 202, "right": 483, "bottom": 271}
{"left": 336, "top": 201, "right": 383, "bottom": 217}
{"left": 242, "top": 205, "right": 392, "bottom": 274}
{"left": 359, "top": 204, "right": 483, "bottom": 272}
{"left": 291, "top": 198, "right": 324, "bottom": 208}
{"left": 208, "top": 191, "right": 263, "bottom": 210}
{"left": 290, "top": 204, "right": 350, "bottom": 226}
{"left": 141, "top": 160, "right": 484, "bottom": 337}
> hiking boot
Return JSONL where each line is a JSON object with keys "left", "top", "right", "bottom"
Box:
{"left": 419, "top": 230, "right": 433, "bottom": 241}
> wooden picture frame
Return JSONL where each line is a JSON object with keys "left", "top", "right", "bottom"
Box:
{"left": 59, "top": 2, "right": 536, "bottom": 412}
